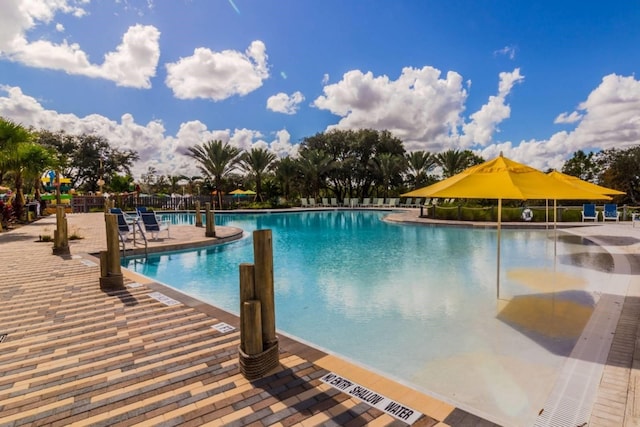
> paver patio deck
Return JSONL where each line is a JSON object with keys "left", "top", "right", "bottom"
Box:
{"left": 1, "top": 209, "right": 639, "bottom": 426}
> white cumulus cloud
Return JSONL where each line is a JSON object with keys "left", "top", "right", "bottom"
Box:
{"left": 460, "top": 68, "right": 524, "bottom": 147}
{"left": 313, "top": 66, "right": 468, "bottom": 151}
{"left": 0, "top": 1, "right": 160, "bottom": 89}
{"left": 0, "top": 85, "right": 299, "bottom": 178}
{"left": 482, "top": 73, "right": 640, "bottom": 171}
{"left": 165, "top": 40, "right": 270, "bottom": 101}
{"left": 266, "top": 91, "right": 305, "bottom": 114}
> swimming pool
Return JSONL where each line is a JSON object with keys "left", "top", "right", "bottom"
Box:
{"left": 123, "top": 210, "right": 614, "bottom": 426}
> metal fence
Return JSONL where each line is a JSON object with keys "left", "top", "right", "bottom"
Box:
{"left": 70, "top": 194, "right": 225, "bottom": 213}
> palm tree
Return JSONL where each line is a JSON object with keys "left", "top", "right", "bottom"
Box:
{"left": 435, "top": 149, "right": 483, "bottom": 178}
{"left": 0, "top": 119, "right": 39, "bottom": 222}
{"left": 187, "top": 140, "right": 241, "bottom": 208}
{"left": 274, "top": 157, "right": 300, "bottom": 201}
{"left": 238, "top": 147, "right": 277, "bottom": 202}
{"left": 297, "top": 148, "right": 334, "bottom": 199}
{"left": 370, "top": 152, "right": 406, "bottom": 197}
{"left": 405, "top": 151, "right": 436, "bottom": 187}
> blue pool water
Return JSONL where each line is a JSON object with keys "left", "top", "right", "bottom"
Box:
{"left": 123, "top": 210, "right": 609, "bottom": 425}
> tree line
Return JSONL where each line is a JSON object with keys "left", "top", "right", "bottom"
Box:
{"left": 1, "top": 115, "right": 638, "bottom": 225}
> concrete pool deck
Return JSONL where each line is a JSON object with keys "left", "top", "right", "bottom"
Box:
{"left": 1, "top": 209, "right": 639, "bottom": 426}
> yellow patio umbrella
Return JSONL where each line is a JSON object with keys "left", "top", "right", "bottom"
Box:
{"left": 547, "top": 170, "right": 625, "bottom": 196}
{"left": 401, "top": 153, "right": 611, "bottom": 299}
{"left": 229, "top": 189, "right": 246, "bottom": 195}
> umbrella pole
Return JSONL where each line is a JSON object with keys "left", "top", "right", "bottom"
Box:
{"left": 546, "top": 199, "right": 549, "bottom": 230}
{"left": 497, "top": 198, "right": 502, "bottom": 299}
{"left": 554, "top": 199, "right": 558, "bottom": 257}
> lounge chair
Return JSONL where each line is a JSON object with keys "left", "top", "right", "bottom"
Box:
{"left": 386, "top": 198, "right": 398, "bottom": 207}
{"left": 308, "top": 198, "right": 317, "bottom": 207}
{"left": 301, "top": 198, "right": 308, "bottom": 208}
{"left": 110, "top": 210, "right": 134, "bottom": 241}
{"left": 330, "top": 198, "right": 338, "bottom": 207}
{"left": 342, "top": 197, "right": 351, "bottom": 207}
{"left": 321, "top": 198, "right": 329, "bottom": 207}
{"left": 350, "top": 198, "right": 359, "bottom": 208}
{"left": 376, "top": 198, "right": 385, "bottom": 208}
{"left": 360, "top": 197, "right": 371, "bottom": 207}
{"left": 632, "top": 212, "right": 640, "bottom": 227}
{"left": 412, "top": 198, "right": 424, "bottom": 208}
{"left": 602, "top": 203, "right": 620, "bottom": 221}
{"left": 581, "top": 203, "right": 598, "bottom": 222}
{"left": 401, "top": 198, "right": 412, "bottom": 208}
{"left": 140, "top": 212, "right": 170, "bottom": 240}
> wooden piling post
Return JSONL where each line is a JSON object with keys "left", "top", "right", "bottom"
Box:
{"left": 242, "top": 301, "right": 263, "bottom": 355}
{"left": 205, "top": 202, "right": 216, "bottom": 237}
{"left": 195, "top": 201, "right": 203, "bottom": 227}
{"left": 238, "top": 231, "right": 279, "bottom": 379}
{"left": 52, "top": 205, "right": 70, "bottom": 255}
{"left": 253, "top": 230, "right": 276, "bottom": 347}
{"left": 100, "top": 214, "right": 124, "bottom": 290}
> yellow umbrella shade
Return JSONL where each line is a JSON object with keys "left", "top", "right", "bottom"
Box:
{"left": 242, "top": 190, "right": 256, "bottom": 195}
{"left": 229, "top": 189, "right": 246, "bottom": 195}
{"left": 547, "top": 170, "right": 625, "bottom": 196}
{"left": 402, "top": 154, "right": 612, "bottom": 201}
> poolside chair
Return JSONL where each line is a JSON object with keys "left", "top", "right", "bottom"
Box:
{"left": 301, "top": 198, "right": 308, "bottom": 208}
{"left": 112, "top": 211, "right": 134, "bottom": 241}
{"left": 308, "top": 198, "right": 317, "bottom": 207}
{"left": 386, "top": 198, "right": 398, "bottom": 207}
{"left": 321, "top": 197, "right": 329, "bottom": 207}
{"left": 632, "top": 212, "right": 640, "bottom": 227}
{"left": 350, "top": 198, "right": 359, "bottom": 208}
{"left": 342, "top": 197, "right": 351, "bottom": 207}
{"left": 401, "top": 198, "right": 412, "bottom": 208}
{"left": 376, "top": 198, "right": 385, "bottom": 208}
{"left": 581, "top": 203, "right": 598, "bottom": 222}
{"left": 140, "top": 212, "right": 170, "bottom": 240}
{"left": 412, "top": 198, "right": 424, "bottom": 208}
{"left": 602, "top": 203, "right": 620, "bottom": 222}
{"left": 359, "top": 197, "right": 371, "bottom": 207}
{"left": 330, "top": 198, "right": 338, "bottom": 207}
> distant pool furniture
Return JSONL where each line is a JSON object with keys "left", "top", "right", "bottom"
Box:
{"left": 581, "top": 203, "right": 598, "bottom": 222}
{"left": 330, "top": 198, "right": 338, "bottom": 207}
{"left": 413, "top": 198, "right": 425, "bottom": 208}
{"left": 308, "top": 198, "right": 317, "bottom": 207}
{"left": 321, "top": 197, "right": 329, "bottom": 207}
{"left": 140, "top": 212, "right": 170, "bottom": 240}
{"left": 401, "top": 198, "right": 412, "bottom": 208}
{"left": 301, "top": 198, "right": 308, "bottom": 208}
{"left": 602, "top": 203, "right": 620, "bottom": 221}
{"left": 342, "top": 197, "right": 351, "bottom": 207}
{"left": 386, "top": 198, "right": 398, "bottom": 207}
{"left": 359, "top": 197, "right": 371, "bottom": 207}
{"left": 632, "top": 212, "right": 640, "bottom": 227}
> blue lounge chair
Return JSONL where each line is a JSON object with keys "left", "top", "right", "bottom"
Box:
{"left": 581, "top": 204, "right": 598, "bottom": 222}
{"left": 140, "top": 212, "right": 170, "bottom": 239}
{"left": 109, "top": 208, "right": 135, "bottom": 241}
{"left": 602, "top": 204, "right": 620, "bottom": 221}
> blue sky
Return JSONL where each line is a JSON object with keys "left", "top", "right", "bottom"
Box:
{"left": 1, "top": 0, "right": 639, "bottom": 179}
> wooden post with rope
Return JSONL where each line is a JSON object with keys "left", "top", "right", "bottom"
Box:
{"left": 238, "top": 230, "right": 279, "bottom": 379}
{"left": 52, "top": 205, "right": 70, "bottom": 256}
{"left": 205, "top": 202, "right": 216, "bottom": 237}
{"left": 195, "top": 200, "right": 203, "bottom": 227}
{"left": 99, "top": 213, "right": 124, "bottom": 290}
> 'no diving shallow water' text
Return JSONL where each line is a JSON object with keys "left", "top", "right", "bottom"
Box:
{"left": 320, "top": 373, "right": 422, "bottom": 424}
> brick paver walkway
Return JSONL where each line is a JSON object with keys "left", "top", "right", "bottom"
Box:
{"left": 2, "top": 210, "right": 639, "bottom": 426}
{"left": 1, "top": 212, "right": 497, "bottom": 427}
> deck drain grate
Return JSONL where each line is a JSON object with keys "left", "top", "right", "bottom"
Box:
{"left": 0, "top": 334, "right": 7, "bottom": 343}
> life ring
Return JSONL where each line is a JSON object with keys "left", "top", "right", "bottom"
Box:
{"left": 522, "top": 208, "right": 533, "bottom": 221}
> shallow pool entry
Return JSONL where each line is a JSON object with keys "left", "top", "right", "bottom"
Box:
{"left": 124, "top": 211, "right": 615, "bottom": 426}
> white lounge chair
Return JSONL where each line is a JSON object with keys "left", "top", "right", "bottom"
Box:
{"left": 602, "top": 204, "right": 620, "bottom": 221}
{"left": 140, "top": 212, "right": 170, "bottom": 240}
{"left": 330, "top": 198, "right": 338, "bottom": 207}
{"left": 308, "top": 198, "right": 317, "bottom": 207}
{"left": 360, "top": 197, "right": 371, "bottom": 207}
